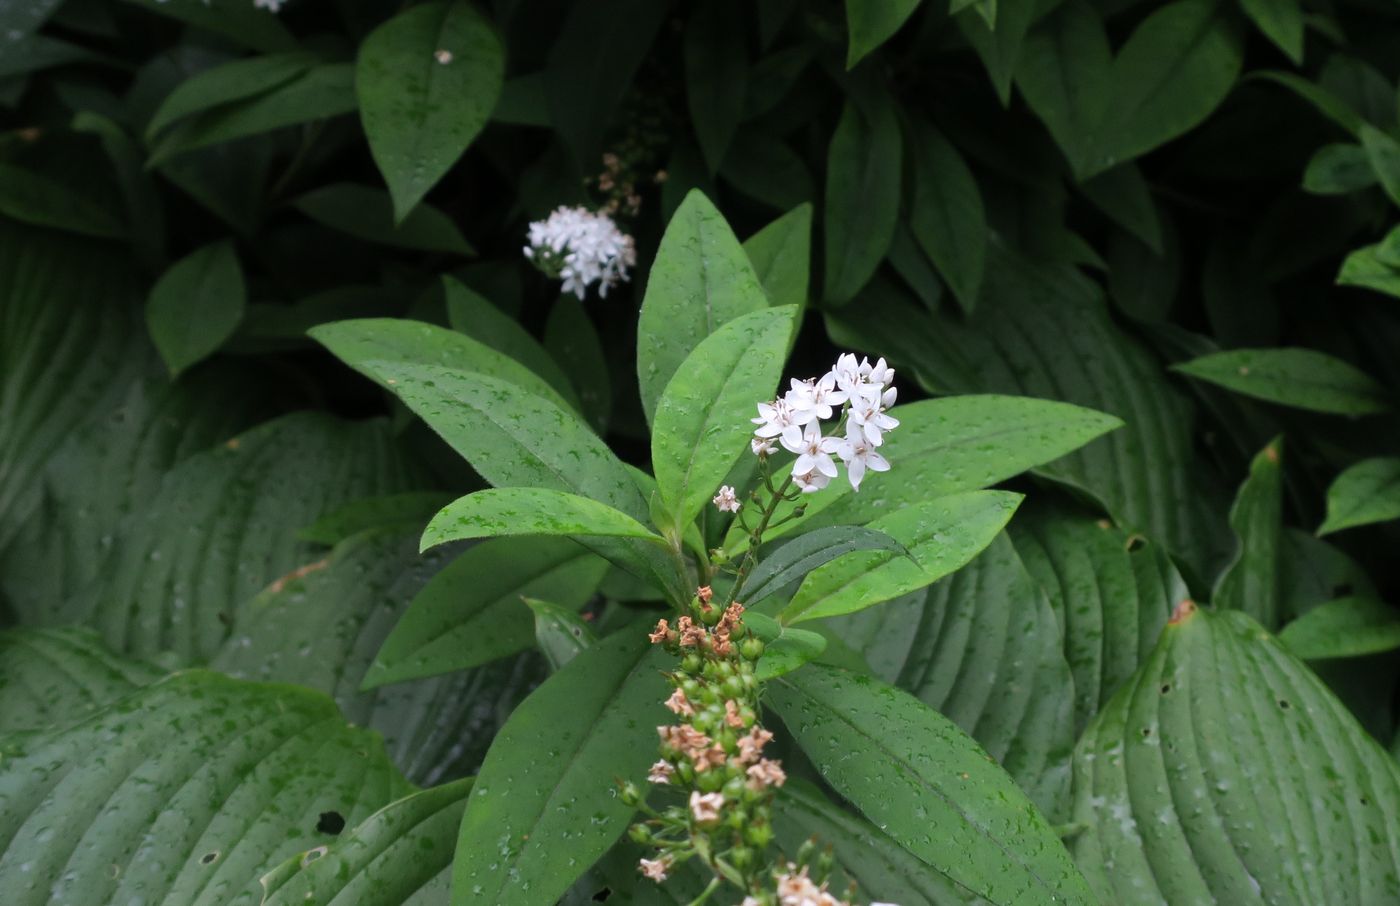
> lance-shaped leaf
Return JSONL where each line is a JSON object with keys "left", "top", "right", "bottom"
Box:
{"left": 363, "top": 536, "right": 607, "bottom": 687}
{"left": 1278, "top": 596, "right": 1400, "bottom": 661}
{"left": 744, "top": 612, "right": 829, "bottom": 681}
{"left": 768, "top": 664, "right": 1096, "bottom": 905}
{"left": 637, "top": 190, "right": 769, "bottom": 423}
{"left": 422, "top": 487, "right": 667, "bottom": 550}
{"left": 1172, "top": 347, "right": 1391, "bottom": 415}
{"left": 146, "top": 51, "right": 319, "bottom": 139}
{"left": 1319, "top": 457, "right": 1400, "bottom": 534}
{"left": 146, "top": 239, "right": 246, "bottom": 376}
{"left": 744, "top": 203, "right": 813, "bottom": 312}
{"left": 357, "top": 1, "right": 503, "bottom": 221}
{"left": 908, "top": 119, "right": 985, "bottom": 313}
{"left": 1071, "top": 604, "right": 1400, "bottom": 904}
{"left": 845, "top": 0, "right": 924, "bottom": 68}
{"left": 742, "top": 525, "right": 909, "bottom": 605}
{"left": 1214, "top": 437, "right": 1284, "bottom": 628}
{"left": 453, "top": 630, "right": 669, "bottom": 906}
{"left": 526, "top": 598, "right": 597, "bottom": 670}
{"left": 652, "top": 305, "right": 796, "bottom": 535}
{"left": 781, "top": 491, "right": 1022, "bottom": 623}
{"left": 0, "top": 671, "right": 410, "bottom": 906}
{"left": 823, "top": 96, "right": 901, "bottom": 304}
{"left": 260, "top": 780, "right": 470, "bottom": 906}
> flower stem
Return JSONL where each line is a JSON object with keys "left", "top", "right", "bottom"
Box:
{"left": 725, "top": 472, "right": 793, "bottom": 606}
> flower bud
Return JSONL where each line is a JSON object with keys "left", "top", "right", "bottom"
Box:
{"left": 700, "top": 603, "right": 723, "bottom": 626}
{"left": 628, "top": 823, "right": 653, "bottom": 844}
{"left": 730, "top": 846, "right": 754, "bottom": 869}
{"left": 620, "top": 782, "right": 642, "bottom": 807}
{"left": 745, "top": 822, "right": 774, "bottom": 848}
{"left": 682, "top": 654, "right": 703, "bottom": 673}
{"left": 722, "top": 676, "right": 745, "bottom": 699}
{"left": 696, "top": 770, "right": 725, "bottom": 793}
{"left": 740, "top": 638, "right": 765, "bottom": 661}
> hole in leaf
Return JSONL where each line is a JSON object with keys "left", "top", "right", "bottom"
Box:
{"left": 1160, "top": 683, "right": 1172, "bottom": 694}
{"left": 1140, "top": 727, "right": 1152, "bottom": 737}
{"left": 317, "top": 811, "right": 346, "bottom": 835}
{"left": 1278, "top": 699, "right": 1291, "bottom": 710}
{"left": 199, "top": 851, "right": 219, "bottom": 865}
{"left": 591, "top": 887, "right": 613, "bottom": 902}
{"left": 1124, "top": 534, "right": 1146, "bottom": 552}
{"left": 301, "top": 846, "right": 329, "bottom": 868}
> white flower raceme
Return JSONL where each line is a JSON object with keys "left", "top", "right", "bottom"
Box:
{"left": 751, "top": 352, "right": 899, "bottom": 491}
{"left": 523, "top": 205, "right": 636, "bottom": 299}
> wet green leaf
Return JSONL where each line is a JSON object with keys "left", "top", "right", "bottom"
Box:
{"left": 1278, "top": 596, "right": 1400, "bottom": 660}
{"left": 743, "top": 203, "right": 813, "bottom": 312}
{"left": 423, "top": 487, "right": 666, "bottom": 550}
{"left": 1173, "top": 347, "right": 1391, "bottom": 415}
{"left": 1319, "top": 457, "right": 1400, "bottom": 534}
{"left": 525, "top": 597, "right": 597, "bottom": 670}
{"left": 1214, "top": 437, "right": 1284, "bottom": 628}
{"left": 444, "top": 278, "right": 578, "bottom": 409}
{"left": 0, "top": 627, "right": 163, "bottom": 733}
{"left": 743, "top": 525, "right": 909, "bottom": 605}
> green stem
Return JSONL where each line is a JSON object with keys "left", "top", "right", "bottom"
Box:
{"left": 725, "top": 473, "right": 793, "bottom": 606}
{"left": 685, "top": 877, "right": 722, "bottom": 906}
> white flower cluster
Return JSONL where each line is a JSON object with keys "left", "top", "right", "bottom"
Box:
{"left": 751, "top": 353, "right": 898, "bottom": 493}
{"left": 523, "top": 205, "right": 636, "bottom": 299}
{"left": 739, "top": 865, "right": 899, "bottom": 906}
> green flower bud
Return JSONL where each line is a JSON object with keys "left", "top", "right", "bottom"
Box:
{"left": 740, "top": 638, "right": 765, "bottom": 661}
{"left": 697, "top": 769, "right": 725, "bottom": 792}
{"left": 628, "top": 823, "right": 652, "bottom": 844}
{"left": 730, "top": 846, "right": 754, "bottom": 869}
{"left": 745, "top": 822, "right": 774, "bottom": 848}
{"left": 723, "top": 776, "right": 747, "bottom": 799}
{"left": 722, "top": 676, "right": 746, "bottom": 698}
{"left": 683, "top": 653, "right": 703, "bottom": 673}
{"left": 700, "top": 603, "right": 723, "bottom": 626}
{"left": 620, "top": 782, "right": 642, "bottom": 807}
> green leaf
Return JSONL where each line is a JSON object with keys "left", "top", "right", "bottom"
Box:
{"left": 720, "top": 134, "right": 815, "bottom": 211}
{"left": 907, "top": 120, "right": 985, "bottom": 313}
{"left": 260, "top": 780, "right": 470, "bottom": 906}
{"left": 829, "top": 533, "right": 1076, "bottom": 821}
{"left": 311, "top": 316, "right": 572, "bottom": 413}
{"left": 958, "top": 0, "right": 1037, "bottom": 104}
{"left": 726, "top": 394, "right": 1121, "bottom": 553}
{"left": 0, "top": 627, "right": 162, "bottom": 733}
{"left": 1009, "top": 498, "right": 1186, "bottom": 731}
{"left": 1278, "top": 597, "right": 1400, "bottom": 661}
{"left": 1361, "top": 124, "right": 1400, "bottom": 208}
{"left": 782, "top": 491, "right": 1022, "bottom": 624}
{"left": 0, "top": 161, "right": 124, "bottom": 238}
{"left": 823, "top": 96, "right": 901, "bottom": 304}
{"left": 1070, "top": 605, "right": 1400, "bottom": 904}
{"left": 0, "top": 670, "right": 410, "bottom": 906}
{"left": 652, "top": 306, "right": 796, "bottom": 534}
{"left": 453, "top": 630, "right": 669, "bottom": 906}
{"left": 443, "top": 278, "right": 579, "bottom": 409}
{"left": 298, "top": 491, "right": 454, "bottom": 545}
{"left": 357, "top": 1, "right": 504, "bottom": 221}
{"left": 293, "top": 183, "right": 474, "bottom": 254}
{"left": 149, "top": 63, "right": 357, "bottom": 163}
{"left": 1338, "top": 229, "right": 1400, "bottom": 299}
{"left": 118, "top": 0, "right": 296, "bottom": 53}
{"left": 743, "top": 525, "right": 909, "bottom": 605}
{"left": 743, "top": 202, "right": 813, "bottom": 312}
{"left": 1303, "top": 143, "right": 1377, "bottom": 195}
{"left": 146, "top": 51, "right": 318, "bottom": 140}
{"left": 1015, "top": 0, "right": 1112, "bottom": 179}
{"left": 422, "top": 487, "right": 666, "bottom": 550}
{"left": 684, "top": 0, "right": 747, "bottom": 172}
{"left": 526, "top": 597, "right": 598, "bottom": 669}
{"left": 1080, "top": 163, "right": 1163, "bottom": 253}
{"left": 636, "top": 190, "right": 769, "bottom": 423}
{"left": 66, "top": 412, "right": 420, "bottom": 662}
{"left": 1172, "top": 347, "right": 1391, "bottom": 415}
{"left": 1239, "top": 0, "right": 1303, "bottom": 64}
{"left": 1251, "top": 70, "right": 1364, "bottom": 138}
{"left": 362, "top": 537, "right": 607, "bottom": 687}
{"left": 1319, "top": 457, "right": 1400, "bottom": 534}
{"left": 1214, "top": 437, "right": 1284, "bottom": 628}
{"left": 544, "top": 299, "right": 613, "bottom": 433}
{"left": 845, "top": 0, "right": 923, "bottom": 68}
{"left": 768, "top": 663, "right": 1096, "bottom": 905}
{"left": 0, "top": 33, "right": 104, "bottom": 80}
{"left": 145, "top": 239, "right": 246, "bottom": 376}
{"left": 742, "top": 611, "right": 830, "bottom": 680}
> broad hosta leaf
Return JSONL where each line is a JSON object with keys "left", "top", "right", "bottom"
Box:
{"left": 684, "top": 0, "right": 747, "bottom": 172}
{"left": 743, "top": 525, "right": 908, "bottom": 605}
{"left": 312, "top": 316, "right": 570, "bottom": 412}
{"left": 0, "top": 671, "right": 410, "bottom": 906}
{"left": 1319, "top": 457, "right": 1400, "bottom": 534}
{"left": 65, "top": 412, "right": 421, "bottom": 661}
{"left": 1071, "top": 604, "right": 1400, "bottom": 904}
{"left": 772, "top": 780, "right": 987, "bottom": 905}
{"left": 444, "top": 279, "right": 578, "bottom": 409}
{"left": 827, "top": 245, "right": 1234, "bottom": 583}
{"left": 146, "top": 51, "right": 319, "bottom": 139}
{"left": 845, "top": 0, "right": 923, "bottom": 68}
{"left": 830, "top": 534, "right": 1076, "bottom": 820}
{"left": 526, "top": 598, "right": 596, "bottom": 670}
{"left": 146, "top": 239, "right": 246, "bottom": 376}
{"left": 363, "top": 536, "right": 607, "bottom": 687}
{"left": 782, "top": 491, "right": 1022, "bottom": 623}
{"left": 727, "top": 394, "right": 1121, "bottom": 553}
{"left": 908, "top": 120, "right": 985, "bottom": 313}
{"left": 637, "top": 190, "right": 768, "bottom": 423}
{"left": 453, "top": 630, "right": 669, "bottom": 906}
{"left": 422, "top": 487, "right": 666, "bottom": 548}
{"left": 652, "top": 306, "right": 796, "bottom": 534}
{"left": 768, "top": 664, "right": 1096, "bottom": 905}
{"left": 1279, "top": 597, "right": 1400, "bottom": 661}
{"left": 0, "top": 162, "right": 124, "bottom": 238}
{"left": 823, "top": 96, "right": 901, "bottom": 304}
{"left": 260, "top": 780, "right": 470, "bottom": 906}
{"left": 0, "top": 627, "right": 162, "bottom": 733}
{"left": 299, "top": 491, "right": 452, "bottom": 545}
{"left": 211, "top": 529, "right": 545, "bottom": 784}
{"left": 0, "top": 221, "right": 142, "bottom": 550}
{"left": 1009, "top": 499, "right": 1185, "bottom": 731}
{"left": 1214, "top": 437, "right": 1284, "bottom": 628}
{"left": 293, "top": 183, "right": 474, "bottom": 254}
{"left": 1172, "top": 347, "right": 1392, "bottom": 415}
{"left": 357, "top": 1, "right": 504, "bottom": 221}
{"left": 743, "top": 203, "right": 813, "bottom": 312}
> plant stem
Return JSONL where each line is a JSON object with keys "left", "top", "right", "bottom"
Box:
{"left": 725, "top": 471, "right": 793, "bottom": 606}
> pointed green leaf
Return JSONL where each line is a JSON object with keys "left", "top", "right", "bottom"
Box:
{"left": 684, "top": 0, "right": 747, "bottom": 172}
{"left": 768, "top": 663, "right": 1096, "bottom": 905}
{"left": 423, "top": 487, "right": 666, "bottom": 550}
{"left": 742, "top": 525, "right": 909, "bottom": 605}
{"left": 1172, "top": 347, "right": 1391, "bottom": 415}
{"left": 1303, "top": 143, "right": 1376, "bottom": 195}
{"left": 1279, "top": 596, "right": 1400, "bottom": 661}
{"left": 525, "top": 597, "right": 597, "bottom": 670}
{"left": 1214, "top": 437, "right": 1284, "bottom": 628}
{"left": 823, "top": 97, "right": 901, "bottom": 304}
{"left": 453, "top": 630, "right": 669, "bottom": 906}
{"left": 293, "top": 183, "right": 474, "bottom": 254}
{"left": 146, "top": 51, "right": 318, "bottom": 139}
{"left": 1319, "top": 457, "right": 1400, "bottom": 534}
{"left": 443, "top": 278, "right": 579, "bottom": 409}
{"left": 845, "top": 0, "right": 923, "bottom": 68}
{"left": 357, "top": 1, "right": 503, "bottom": 220}
{"left": 1240, "top": 0, "right": 1303, "bottom": 63}
{"left": 908, "top": 120, "right": 985, "bottom": 313}
{"left": 744, "top": 203, "right": 813, "bottom": 312}
{"left": 146, "top": 239, "right": 246, "bottom": 376}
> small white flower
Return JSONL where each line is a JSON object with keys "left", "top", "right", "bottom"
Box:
{"left": 638, "top": 857, "right": 670, "bottom": 882}
{"left": 781, "top": 422, "right": 840, "bottom": 479}
{"left": 647, "top": 760, "right": 673, "bottom": 784}
{"left": 751, "top": 436, "right": 776, "bottom": 456}
{"left": 712, "top": 485, "right": 741, "bottom": 513}
{"left": 434, "top": 48, "right": 453, "bottom": 64}
{"left": 524, "top": 206, "right": 636, "bottom": 299}
{"left": 752, "top": 398, "right": 811, "bottom": 438}
{"left": 793, "top": 469, "right": 832, "bottom": 494}
{"left": 865, "top": 356, "right": 895, "bottom": 387}
{"left": 689, "top": 790, "right": 724, "bottom": 822}
{"left": 848, "top": 396, "right": 900, "bottom": 446}
{"left": 787, "top": 373, "right": 846, "bottom": 420}
{"left": 253, "top": 0, "right": 284, "bottom": 10}
{"left": 835, "top": 423, "right": 890, "bottom": 491}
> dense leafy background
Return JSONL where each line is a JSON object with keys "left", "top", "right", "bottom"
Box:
{"left": 4, "top": 0, "right": 1400, "bottom": 904}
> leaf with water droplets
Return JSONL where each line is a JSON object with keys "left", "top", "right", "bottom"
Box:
{"left": 0, "top": 627, "right": 163, "bottom": 733}
{"left": 526, "top": 597, "right": 597, "bottom": 670}
{"left": 422, "top": 487, "right": 668, "bottom": 550}
{"left": 1172, "top": 347, "right": 1392, "bottom": 416}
